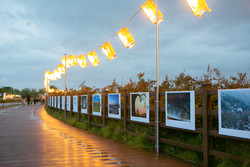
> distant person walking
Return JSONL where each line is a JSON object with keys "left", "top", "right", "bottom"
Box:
{"left": 27, "top": 94, "right": 31, "bottom": 105}
{"left": 41, "top": 95, "right": 45, "bottom": 105}
{"left": 22, "top": 95, "right": 25, "bottom": 105}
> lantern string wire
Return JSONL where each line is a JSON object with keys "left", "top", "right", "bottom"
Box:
{"left": 93, "top": 8, "right": 142, "bottom": 52}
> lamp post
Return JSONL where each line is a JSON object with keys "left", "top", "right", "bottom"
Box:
{"left": 64, "top": 53, "right": 67, "bottom": 118}
{"left": 155, "top": 0, "right": 160, "bottom": 154}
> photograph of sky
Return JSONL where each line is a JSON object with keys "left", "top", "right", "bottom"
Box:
{"left": 0, "top": 0, "right": 249, "bottom": 90}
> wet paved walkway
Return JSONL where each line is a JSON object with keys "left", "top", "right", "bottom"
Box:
{"left": 0, "top": 105, "right": 195, "bottom": 167}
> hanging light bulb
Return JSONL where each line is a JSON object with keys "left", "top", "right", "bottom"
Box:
{"left": 57, "top": 64, "right": 65, "bottom": 74}
{"left": 117, "top": 27, "right": 135, "bottom": 49}
{"left": 141, "top": 0, "right": 164, "bottom": 25}
{"left": 187, "top": 0, "right": 211, "bottom": 17}
{"left": 87, "top": 50, "right": 100, "bottom": 67}
{"left": 76, "top": 54, "right": 88, "bottom": 68}
{"left": 101, "top": 42, "right": 116, "bottom": 60}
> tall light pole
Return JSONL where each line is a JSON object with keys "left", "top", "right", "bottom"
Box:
{"left": 64, "top": 53, "right": 67, "bottom": 117}
{"left": 155, "top": 0, "right": 160, "bottom": 154}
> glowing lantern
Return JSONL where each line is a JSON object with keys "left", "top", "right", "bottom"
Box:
{"left": 48, "top": 71, "right": 55, "bottom": 80}
{"left": 141, "top": 0, "right": 164, "bottom": 25}
{"left": 76, "top": 54, "right": 88, "bottom": 68}
{"left": 187, "top": 0, "right": 211, "bottom": 17}
{"left": 67, "top": 54, "right": 78, "bottom": 67}
{"left": 87, "top": 51, "right": 100, "bottom": 67}
{"left": 101, "top": 42, "right": 116, "bottom": 60}
{"left": 117, "top": 27, "right": 135, "bottom": 49}
{"left": 61, "top": 57, "right": 71, "bottom": 68}
{"left": 45, "top": 70, "right": 50, "bottom": 80}
{"left": 57, "top": 64, "right": 65, "bottom": 74}
{"left": 54, "top": 69, "right": 61, "bottom": 79}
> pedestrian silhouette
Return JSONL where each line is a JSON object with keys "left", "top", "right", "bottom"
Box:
{"left": 27, "top": 94, "right": 31, "bottom": 105}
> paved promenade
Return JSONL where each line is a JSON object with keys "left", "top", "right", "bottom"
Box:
{"left": 0, "top": 105, "right": 195, "bottom": 167}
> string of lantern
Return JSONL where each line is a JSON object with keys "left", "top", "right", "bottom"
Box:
{"left": 44, "top": 0, "right": 211, "bottom": 92}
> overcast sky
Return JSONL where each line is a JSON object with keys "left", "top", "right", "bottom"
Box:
{"left": 0, "top": 0, "right": 249, "bottom": 90}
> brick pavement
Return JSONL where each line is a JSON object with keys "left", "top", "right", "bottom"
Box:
{"left": 0, "top": 105, "right": 196, "bottom": 167}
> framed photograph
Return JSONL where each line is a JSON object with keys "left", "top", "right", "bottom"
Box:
{"left": 54, "top": 96, "right": 57, "bottom": 108}
{"left": 61, "top": 96, "right": 65, "bottom": 110}
{"left": 218, "top": 89, "right": 250, "bottom": 139}
{"left": 47, "top": 96, "right": 50, "bottom": 106}
{"left": 73, "top": 96, "right": 78, "bottom": 113}
{"left": 92, "top": 94, "right": 102, "bottom": 116}
{"left": 130, "top": 92, "right": 149, "bottom": 123}
{"left": 57, "top": 96, "right": 60, "bottom": 109}
{"left": 66, "top": 96, "right": 71, "bottom": 111}
{"left": 165, "top": 91, "right": 195, "bottom": 131}
{"left": 81, "top": 95, "right": 88, "bottom": 114}
{"left": 108, "top": 94, "right": 121, "bottom": 119}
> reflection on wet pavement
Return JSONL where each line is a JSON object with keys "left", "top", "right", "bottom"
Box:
{"left": 0, "top": 105, "right": 195, "bottom": 167}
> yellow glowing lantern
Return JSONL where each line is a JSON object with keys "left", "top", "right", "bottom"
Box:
{"left": 54, "top": 69, "right": 61, "bottom": 79}
{"left": 117, "top": 27, "right": 135, "bottom": 49}
{"left": 141, "top": 0, "right": 164, "bottom": 25}
{"left": 48, "top": 71, "right": 55, "bottom": 80}
{"left": 68, "top": 54, "right": 78, "bottom": 67}
{"left": 76, "top": 54, "right": 88, "bottom": 68}
{"left": 87, "top": 51, "right": 100, "bottom": 67}
{"left": 187, "top": 0, "right": 211, "bottom": 17}
{"left": 61, "top": 57, "right": 71, "bottom": 68}
{"left": 101, "top": 42, "right": 116, "bottom": 60}
{"left": 45, "top": 70, "right": 50, "bottom": 80}
{"left": 57, "top": 64, "right": 65, "bottom": 74}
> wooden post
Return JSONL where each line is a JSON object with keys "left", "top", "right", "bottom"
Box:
{"left": 123, "top": 89, "right": 127, "bottom": 138}
{"left": 103, "top": 93, "right": 106, "bottom": 127}
{"left": 78, "top": 94, "right": 81, "bottom": 122}
{"left": 88, "top": 94, "right": 91, "bottom": 128}
{"left": 70, "top": 95, "right": 73, "bottom": 117}
{"left": 202, "top": 83, "right": 211, "bottom": 167}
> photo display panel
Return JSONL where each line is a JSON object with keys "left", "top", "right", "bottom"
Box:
{"left": 92, "top": 94, "right": 102, "bottom": 116}
{"left": 165, "top": 91, "right": 195, "bottom": 131}
{"left": 57, "top": 96, "right": 60, "bottom": 109}
{"left": 66, "top": 96, "right": 71, "bottom": 111}
{"left": 108, "top": 94, "right": 121, "bottom": 119}
{"left": 218, "top": 89, "right": 250, "bottom": 139}
{"left": 81, "top": 95, "right": 88, "bottom": 114}
{"left": 73, "top": 96, "right": 78, "bottom": 113}
{"left": 130, "top": 92, "right": 149, "bottom": 123}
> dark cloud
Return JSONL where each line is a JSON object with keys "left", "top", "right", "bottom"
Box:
{"left": 0, "top": 0, "right": 249, "bottom": 90}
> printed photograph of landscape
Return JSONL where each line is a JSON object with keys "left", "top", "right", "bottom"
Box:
{"left": 131, "top": 93, "right": 147, "bottom": 118}
{"left": 108, "top": 94, "right": 120, "bottom": 115}
{"left": 92, "top": 95, "right": 101, "bottom": 114}
{"left": 220, "top": 89, "right": 250, "bottom": 131}
{"left": 166, "top": 92, "right": 191, "bottom": 122}
{"left": 81, "top": 95, "right": 87, "bottom": 109}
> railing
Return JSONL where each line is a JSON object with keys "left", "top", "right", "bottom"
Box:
{"left": 46, "top": 84, "right": 249, "bottom": 167}
{"left": 0, "top": 102, "right": 22, "bottom": 108}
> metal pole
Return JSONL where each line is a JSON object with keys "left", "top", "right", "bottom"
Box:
{"left": 64, "top": 53, "right": 67, "bottom": 118}
{"left": 155, "top": 0, "right": 160, "bottom": 154}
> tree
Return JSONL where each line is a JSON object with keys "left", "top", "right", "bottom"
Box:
{"left": 102, "top": 79, "right": 120, "bottom": 93}
{"left": 38, "top": 88, "right": 45, "bottom": 94}
{"left": 50, "top": 85, "right": 58, "bottom": 90}
{"left": 160, "top": 75, "right": 172, "bottom": 91}
{"left": 173, "top": 71, "right": 197, "bottom": 90}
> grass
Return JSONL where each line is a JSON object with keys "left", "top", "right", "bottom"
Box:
{"left": 45, "top": 107, "right": 249, "bottom": 167}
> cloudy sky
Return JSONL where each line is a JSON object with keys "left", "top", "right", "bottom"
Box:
{"left": 0, "top": 0, "right": 249, "bottom": 90}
